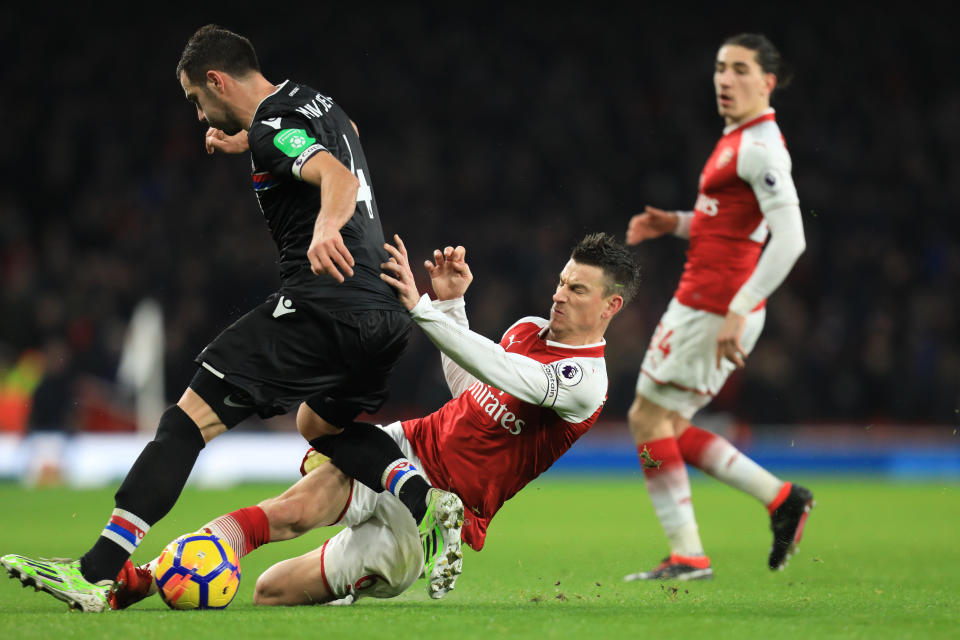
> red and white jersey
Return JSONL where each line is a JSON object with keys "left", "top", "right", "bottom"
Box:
{"left": 401, "top": 297, "right": 607, "bottom": 551}
{"left": 675, "top": 109, "right": 800, "bottom": 316}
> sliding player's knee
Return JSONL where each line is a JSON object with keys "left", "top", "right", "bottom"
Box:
{"left": 252, "top": 572, "right": 285, "bottom": 606}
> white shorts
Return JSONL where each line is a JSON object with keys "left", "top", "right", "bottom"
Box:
{"left": 318, "top": 422, "right": 426, "bottom": 601}
{"left": 636, "top": 298, "right": 765, "bottom": 419}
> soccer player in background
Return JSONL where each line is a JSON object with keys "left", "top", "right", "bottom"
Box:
{"left": 623, "top": 33, "right": 813, "bottom": 581}
{"left": 1, "top": 25, "right": 462, "bottom": 611}
{"left": 107, "top": 232, "right": 641, "bottom": 607}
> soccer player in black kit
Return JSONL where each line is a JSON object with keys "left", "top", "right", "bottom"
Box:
{"left": 1, "top": 24, "right": 463, "bottom": 611}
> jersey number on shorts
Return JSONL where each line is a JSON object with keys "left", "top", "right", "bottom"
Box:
{"left": 351, "top": 574, "right": 380, "bottom": 592}
{"left": 648, "top": 324, "right": 674, "bottom": 360}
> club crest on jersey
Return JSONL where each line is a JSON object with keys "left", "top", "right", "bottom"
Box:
{"left": 716, "top": 147, "right": 735, "bottom": 169}
{"left": 554, "top": 360, "right": 583, "bottom": 386}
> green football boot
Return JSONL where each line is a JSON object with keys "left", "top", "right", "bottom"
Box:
{"left": 1, "top": 554, "right": 112, "bottom": 612}
{"left": 418, "top": 488, "right": 464, "bottom": 599}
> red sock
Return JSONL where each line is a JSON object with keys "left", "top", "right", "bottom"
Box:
{"left": 676, "top": 425, "right": 717, "bottom": 467}
{"left": 679, "top": 425, "right": 785, "bottom": 508}
{"left": 203, "top": 506, "right": 271, "bottom": 558}
{"left": 639, "top": 437, "right": 686, "bottom": 477}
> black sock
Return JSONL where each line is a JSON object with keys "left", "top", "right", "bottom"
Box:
{"left": 310, "top": 421, "right": 431, "bottom": 522}
{"left": 80, "top": 406, "right": 205, "bottom": 583}
{"left": 397, "top": 475, "right": 431, "bottom": 524}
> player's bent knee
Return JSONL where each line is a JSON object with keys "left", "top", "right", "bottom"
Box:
{"left": 255, "top": 554, "right": 333, "bottom": 606}
{"left": 252, "top": 573, "right": 285, "bottom": 606}
{"left": 627, "top": 395, "right": 673, "bottom": 441}
{"left": 296, "top": 403, "right": 342, "bottom": 441}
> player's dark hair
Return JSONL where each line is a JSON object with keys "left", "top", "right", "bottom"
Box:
{"left": 722, "top": 33, "right": 793, "bottom": 91}
{"left": 176, "top": 24, "right": 260, "bottom": 85}
{"left": 570, "top": 233, "right": 641, "bottom": 304}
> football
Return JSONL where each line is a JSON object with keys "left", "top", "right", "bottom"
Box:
{"left": 154, "top": 532, "right": 241, "bottom": 610}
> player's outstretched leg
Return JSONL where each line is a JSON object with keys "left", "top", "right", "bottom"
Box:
{"left": 419, "top": 488, "right": 464, "bottom": 599}
{"left": 1, "top": 402, "right": 213, "bottom": 613}
{"left": 626, "top": 437, "right": 712, "bottom": 582}
{"left": 676, "top": 425, "right": 814, "bottom": 570}
{"left": 624, "top": 396, "right": 713, "bottom": 582}
{"left": 768, "top": 483, "right": 814, "bottom": 570}
{"left": 1, "top": 556, "right": 112, "bottom": 612}
{"left": 301, "top": 406, "right": 438, "bottom": 521}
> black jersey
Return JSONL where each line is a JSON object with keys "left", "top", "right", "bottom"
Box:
{"left": 247, "top": 80, "right": 399, "bottom": 311}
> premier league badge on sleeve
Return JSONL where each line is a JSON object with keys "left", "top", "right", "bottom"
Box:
{"left": 555, "top": 360, "right": 584, "bottom": 387}
{"left": 762, "top": 169, "right": 780, "bottom": 192}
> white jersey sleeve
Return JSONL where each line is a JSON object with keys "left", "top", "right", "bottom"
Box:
{"left": 672, "top": 211, "right": 694, "bottom": 239}
{"left": 431, "top": 297, "right": 477, "bottom": 398}
{"left": 729, "top": 128, "right": 806, "bottom": 315}
{"left": 409, "top": 295, "right": 606, "bottom": 423}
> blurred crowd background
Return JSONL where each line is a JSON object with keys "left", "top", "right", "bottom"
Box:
{"left": 1, "top": 6, "right": 957, "bottom": 437}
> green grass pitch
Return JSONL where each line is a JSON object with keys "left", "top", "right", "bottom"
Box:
{"left": 1, "top": 476, "right": 957, "bottom": 639}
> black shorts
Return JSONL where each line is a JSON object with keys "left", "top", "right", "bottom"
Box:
{"left": 195, "top": 289, "right": 412, "bottom": 419}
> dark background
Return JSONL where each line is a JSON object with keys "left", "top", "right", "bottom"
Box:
{"left": 1, "top": 6, "right": 957, "bottom": 434}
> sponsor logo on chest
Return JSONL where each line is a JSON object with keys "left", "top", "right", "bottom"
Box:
{"left": 694, "top": 192, "right": 719, "bottom": 217}
{"left": 466, "top": 380, "right": 525, "bottom": 435}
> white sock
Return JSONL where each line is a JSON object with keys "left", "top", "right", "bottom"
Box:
{"left": 640, "top": 438, "right": 704, "bottom": 557}
{"left": 679, "top": 425, "right": 783, "bottom": 506}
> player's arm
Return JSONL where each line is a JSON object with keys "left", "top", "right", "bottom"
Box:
{"left": 247, "top": 117, "right": 358, "bottom": 282}
{"left": 432, "top": 298, "right": 477, "bottom": 398}
{"left": 626, "top": 206, "right": 693, "bottom": 244}
{"left": 298, "top": 152, "right": 360, "bottom": 282}
{"left": 718, "top": 144, "right": 806, "bottom": 368}
{"left": 424, "top": 245, "right": 478, "bottom": 397}
{"left": 381, "top": 236, "right": 603, "bottom": 420}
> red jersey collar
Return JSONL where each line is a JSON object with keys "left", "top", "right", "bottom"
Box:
{"left": 722, "top": 108, "right": 776, "bottom": 136}
{"left": 537, "top": 325, "right": 606, "bottom": 358}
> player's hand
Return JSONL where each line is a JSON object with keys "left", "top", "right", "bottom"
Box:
{"left": 626, "top": 206, "right": 679, "bottom": 245}
{"left": 308, "top": 223, "right": 355, "bottom": 282}
{"left": 425, "top": 245, "right": 472, "bottom": 301}
{"left": 205, "top": 128, "right": 249, "bottom": 155}
{"left": 380, "top": 234, "right": 420, "bottom": 310}
{"left": 716, "top": 310, "right": 748, "bottom": 369}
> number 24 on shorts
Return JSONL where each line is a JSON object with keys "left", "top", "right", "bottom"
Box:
{"left": 647, "top": 324, "right": 674, "bottom": 362}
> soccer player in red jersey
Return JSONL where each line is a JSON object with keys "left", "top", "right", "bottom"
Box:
{"left": 110, "top": 233, "right": 640, "bottom": 607}
{"left": 623, "top": 34, "right": 813, "bottom": 581}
